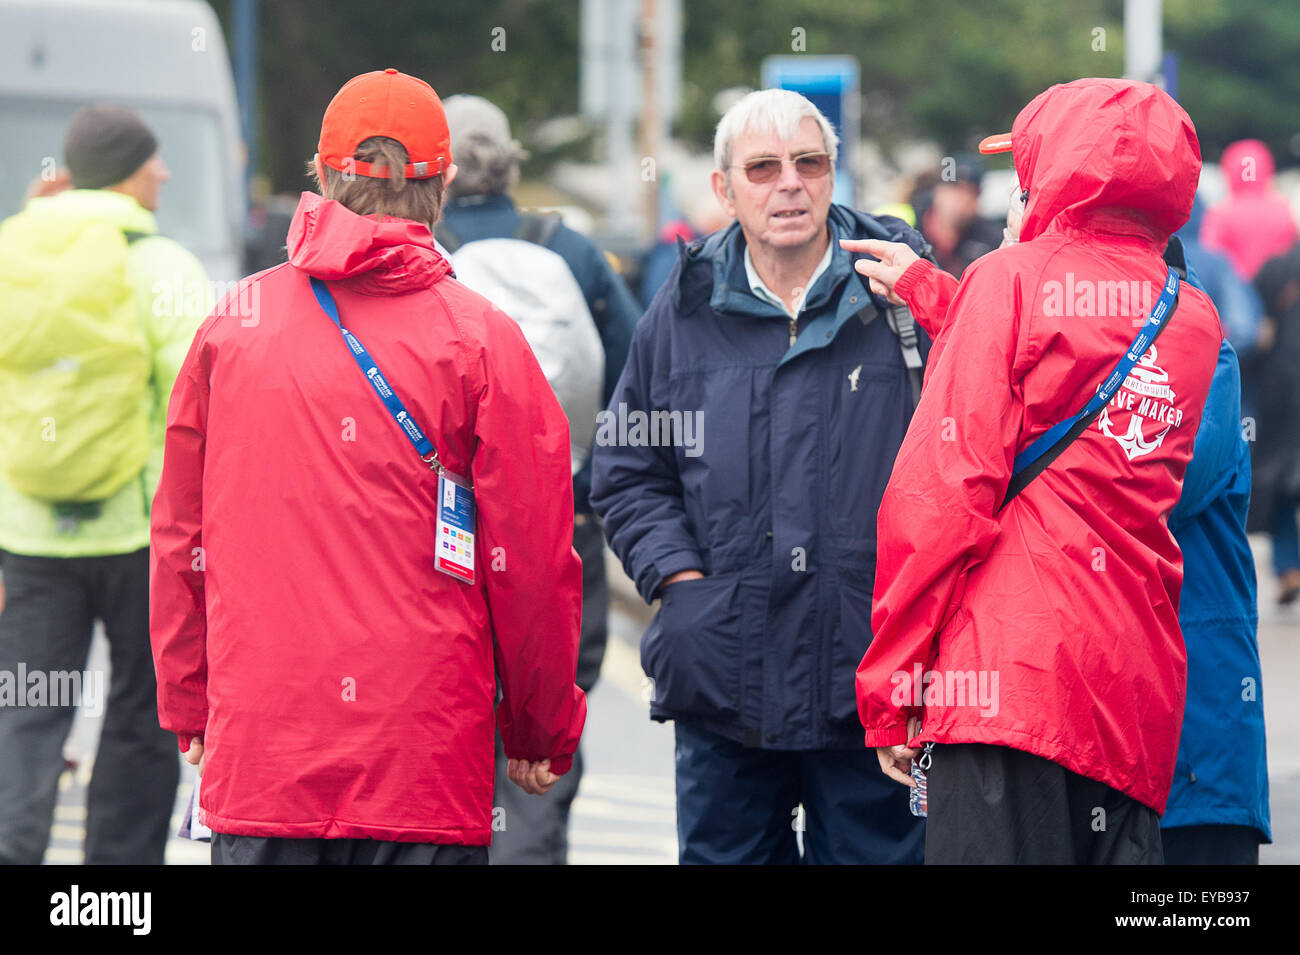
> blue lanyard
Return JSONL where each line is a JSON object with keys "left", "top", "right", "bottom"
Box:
{"left": 1012, "top": 267, "right": 1180, "bottom": 477}
{"left": 309, "top": 277, "right": 444, "bottom": 474}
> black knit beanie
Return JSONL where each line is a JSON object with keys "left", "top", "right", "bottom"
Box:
{"left": 63, "top": 104, "right": 158, "bottom": 189}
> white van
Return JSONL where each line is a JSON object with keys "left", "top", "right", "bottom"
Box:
{"left": 0, "top": 0, "right": 245, "bottom": 283}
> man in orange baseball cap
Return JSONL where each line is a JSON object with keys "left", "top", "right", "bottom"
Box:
{"left": 151, "top": 69, "right": 587, "bottom": 865}
{"left": 305, "top": 68, "right": 457, "bottom": 232}
{"left": 316, "top": 68, "right": 452, "bottom": 183}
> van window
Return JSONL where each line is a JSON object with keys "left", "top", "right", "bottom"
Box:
{"left": 0, "top": 99, "right": 231, "bottom": 256}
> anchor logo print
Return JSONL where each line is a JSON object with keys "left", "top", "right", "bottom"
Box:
{"left": 1097, "top": 345, "right": 1177, "bottom": 461}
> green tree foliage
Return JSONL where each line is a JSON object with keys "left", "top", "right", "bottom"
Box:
{"left": 676, "top": 0, "right": 1125, "bottom": 161}
{"left": 211, "top": 0, "right": 1300, "bottom": 192}
{"left": 210, "top": 0, "right": 581, "bottom": 193}
{"left": 1166, "top": 0, "right": 1300, "bottom": 163}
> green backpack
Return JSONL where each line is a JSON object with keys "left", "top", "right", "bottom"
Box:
{"left": 0, "top": 211, "right": 152, "bottom": 503}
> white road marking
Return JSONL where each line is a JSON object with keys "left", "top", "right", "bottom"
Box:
{"left": 571, "top": 794, "right": 676, "bottom": 826}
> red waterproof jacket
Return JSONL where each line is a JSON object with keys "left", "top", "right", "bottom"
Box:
{"left": 151, "top": 192, "right": 586, "bottom": 843}
{"left": 856, "top": 79, "right": 1223, "bottom": 813}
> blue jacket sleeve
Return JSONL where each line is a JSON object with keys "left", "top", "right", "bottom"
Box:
{"left": 588, "top": 299, "right": 703, "bottom": 603}
{"left": 550, "top": 226, "right": 641, "bottom": 404}
{"left": 1197, "top": 253, "right": 1263, "bottom": 357}
{"left": 639, "top": 242, "right": 681, "bottom": 310}
{"left": 551, "top": 227, "right": 642, "bottom": 511}
{"left": 1171, "top": 339, "right": 1244, "bottom": 528}
{"left": 593, "top": 264, "right": 640, "bottom": 404}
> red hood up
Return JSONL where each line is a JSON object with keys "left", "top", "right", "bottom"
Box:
{"left": 285, "top": 190, "right": 451, "bottom": 295}
{"left": 1011, "top": 78, "right": 1201, "bottom": 247}
{"left": 1220, "top": 138, "right": 1277, "bottom": 197}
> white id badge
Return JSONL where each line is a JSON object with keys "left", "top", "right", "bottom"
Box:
{"left": 436, "top": 470, "right": 476, "bottom": 585}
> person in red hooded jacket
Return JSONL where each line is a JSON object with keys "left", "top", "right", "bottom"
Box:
{"left": 149, "top": 69, "right": 586, "bottom": 864}
{"left": 1201, "top": 139, "right": 1298, "bottom": 282}
{"left": 853, "top": 79, "right": 1223, "bottom": 865}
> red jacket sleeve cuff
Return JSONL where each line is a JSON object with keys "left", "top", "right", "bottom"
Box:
{"left": 177, "top": 733, "right": 203, "bottom": 753}
{"left": 548, "top": 754, "right": 574, "bottom": 776}
{"left": 894, "top": 258, "right": 937, "bottom": 303}
{"left": 862, "top": 726, "right": 910, "bottom": 748}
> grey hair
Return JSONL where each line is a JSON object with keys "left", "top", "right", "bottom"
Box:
{"left": 713, "top": 89, "right": 839, "bottom": 172}
{"left": 446, "top": 133, "right": 523, "bottom": 198}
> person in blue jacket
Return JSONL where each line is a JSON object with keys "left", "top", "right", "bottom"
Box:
{"left": 1161, "top": 241, "right": 1271, "bottom": 863}
{"left": 591, "top": 89, "right": 929, "bottom": 864}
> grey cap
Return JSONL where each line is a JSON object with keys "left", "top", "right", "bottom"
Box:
{"left": 442, "top": 95, "right": 528, "bottom": 197}
{"left": 444, "top": 95, "right": 519, "bottom": 155}
{"left": 64, "top": 104, "right": 158, "bottom": 189}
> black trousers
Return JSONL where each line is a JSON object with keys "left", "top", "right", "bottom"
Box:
{"left": 0, "top": 549, "right": 179, "bottom": 865}
{"left": 211, "top": 833, "right": 487, "bottom": 865}
{"left": 489, "top": 515, "right": 607, "bottom": 865}
{"left": 924, "top": 742, "right": 1163, "bottom": 865}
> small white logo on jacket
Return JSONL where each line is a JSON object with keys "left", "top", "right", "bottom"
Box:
{"left": 848, "top": 365, "right": 862, "bottom": 392}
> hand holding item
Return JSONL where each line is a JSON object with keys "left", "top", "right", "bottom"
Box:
{"left": 876, "top": 716, "right": 923, "bottom": 787}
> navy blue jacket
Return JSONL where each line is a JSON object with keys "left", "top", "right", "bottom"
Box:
{"left": 439, "top": 193, "right": 641, "bottom": 511}
{"left": 590, "top": 205, "right": 929, "bottom": 749}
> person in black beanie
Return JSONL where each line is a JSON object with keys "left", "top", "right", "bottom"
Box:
{"left": 64, "top": 104, "right": 169, "bottom": 209}
{"left": 0, "top": 102, "right": 206, "bottom": 865}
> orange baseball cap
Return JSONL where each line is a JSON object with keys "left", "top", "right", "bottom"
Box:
{"left": 318, "top": 68, "right": 452, "bottom": 179}
{"left": 978, "top": 132, "right": 1013, "bottom": 155}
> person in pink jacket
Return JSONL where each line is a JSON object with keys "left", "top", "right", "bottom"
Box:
{"left": 1201, "top": 139, "right": 1298, "bottom": 281}
{"left": 150, "top": 69, "right": 586, "bottom": 865}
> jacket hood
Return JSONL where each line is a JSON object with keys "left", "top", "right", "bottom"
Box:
{"left": 1012, "top": 78, "right": 1201, "bottom": 246}
{"left": 1220, "top": 138, "right": 1276, "bottom": 197}
{"left": 286, "top": 191, "right": 451, "bottom": 295}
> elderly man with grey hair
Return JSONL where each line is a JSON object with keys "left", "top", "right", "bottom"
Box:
{"left": 591, "top": 88, "right": 932, "bottom": 864}
{"left": 438, "top": 94, "right": 642, "bottom": 866}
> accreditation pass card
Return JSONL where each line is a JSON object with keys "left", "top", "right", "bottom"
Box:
{"left": 436, "top": 470, "right": 476, "bottom": 585}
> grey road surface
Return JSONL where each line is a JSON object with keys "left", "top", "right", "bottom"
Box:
{"left": 42, "top": 537, "right": 1296, "bottom": 864}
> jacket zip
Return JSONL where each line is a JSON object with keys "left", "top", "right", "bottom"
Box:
{"left": 788, "top": 316, "right": 798, "bottom": 347}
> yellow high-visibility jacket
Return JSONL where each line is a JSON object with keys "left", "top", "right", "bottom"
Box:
{"left": 0, "top": 189, "right": 209, "bottom": 557}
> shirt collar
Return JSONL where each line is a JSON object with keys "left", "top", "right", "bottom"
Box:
{"left": 743, "top": 230, "right": 834, "bottom": 317}
{"left": 445, "top": 192, "right": 515, "bottom": 214}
